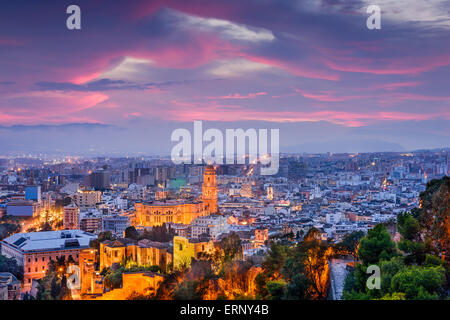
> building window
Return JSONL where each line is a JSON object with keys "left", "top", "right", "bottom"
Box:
{"left": 42, "top": 257, "right": 45, "bottom": 262}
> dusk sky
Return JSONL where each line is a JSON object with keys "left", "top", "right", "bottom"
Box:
{"left": 0, "top": 0, "right": 449, "bottom": 156}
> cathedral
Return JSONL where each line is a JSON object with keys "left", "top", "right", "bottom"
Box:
{"left": 202, "top": 165, "right": 218, "bottom": 215}
{"left": 134, "top": 165, "right": 218, "bottom": 227}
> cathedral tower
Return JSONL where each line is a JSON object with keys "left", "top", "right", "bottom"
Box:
{"left": 202, "top": 165, "right": 218, "bottom": 214}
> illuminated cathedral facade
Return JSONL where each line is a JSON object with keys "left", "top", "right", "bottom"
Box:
{"left": 134, "top": 165, "right": 218, "bottom": 227}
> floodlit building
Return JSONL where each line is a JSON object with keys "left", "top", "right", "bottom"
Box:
{"left": 134, "top": 165, "right": 218, "bottom": 227}
{"left": 1, "top": 230, "right": 96, "bottom": 291}
{"left": 99, "top": 239, "right": 172, "bottom": 271}
{"left": 173, "top": 236, "right": 214, "bottom": 270}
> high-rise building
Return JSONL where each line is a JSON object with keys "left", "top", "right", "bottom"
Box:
{"left": 25, "top": 185, "right": 41, "bottom": 202}
{"left": 74, "top": 190, "right": 102, "bottom": 209}
{"left": 85, "top": 171, "right": 110, "bottom": 190}
{"left": 79, "top": 211, "right": 103, "bottom": 234}
{"left": 202, "top": 165, "right": 218, "bottom": 214}
{"left": 63, "top": 204, "right": 79, "bottom": 230}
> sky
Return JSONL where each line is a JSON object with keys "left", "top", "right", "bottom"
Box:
{"left": 0, "top": 0, "right": 449, "bottom": 156}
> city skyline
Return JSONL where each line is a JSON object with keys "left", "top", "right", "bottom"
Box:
{"left": 0, "top": 1, "right": 449, "bottom": 155}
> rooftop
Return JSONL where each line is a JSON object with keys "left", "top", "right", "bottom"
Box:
{"left": 1, "top": 230, "right": 96, "bottom": 252}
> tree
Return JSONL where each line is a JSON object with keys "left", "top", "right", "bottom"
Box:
{"left": 297, "top": 235, "right": 331, "bottom": 299}
{"left": 124, "top": 226, "right": 139, "bottom": 240}
{"left": 90, "top": 231, "right": 115, "bottom": 251}
{"left": 39, "top": 222, "right": 53, "bottom": 231}
{"left": 0, "top": 254, "right": 23, "bottom": 280}
{"left": 218, "top": 232, "right": 243, "bottom": 263}
{"left": 103, "top": 267, "right": 124, "bottom": 289}
{"left": 358, "top": 224, "right": 396, "bottom": 265}
{"left": 36, "top": 269, "right": 72, "bottom": 300}
{"left": 337, "top": 231, "right": 365, "bottom": 258}
{"left": 284, "top": 273, "right": 310, "bottom": 300}
{"left": 397, "top": 212, "right": 421, "bottom": 241}
{"left": 140, "top": 223, "right": 175, "bottom": 242}
{"left": 173, "top": 280, "right": 202, "bottom": 300}
{"left": 390, "top": 265, "right": 446, "bottom": 299}
{"left": 416, "top": 177, "right": 450, "bottom": 261}
{"left": 266, "top": 280, "right": 287, "bottom": 300}
{"left": 0, "top": 222, "right": 21, "bottom": 240}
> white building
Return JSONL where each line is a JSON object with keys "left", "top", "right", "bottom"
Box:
{"left": 191, "top": 215, "right": 229, "bottom": 239}
{"left": 102, "top": 215, "right": 130, "bottom": 236}
{"left": 326, "top": 212, "right": 342, "bottom": 224}
{"left": 1, "top": 230, "right": 96, "bottom": 291}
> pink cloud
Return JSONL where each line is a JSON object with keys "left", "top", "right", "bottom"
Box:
{"left": 160, "top": 100, "right": 445, "bottom": 127}
{"left": 375, "top": 82, "right": 422, "bottom": 91}
{"left": 208, "top": 91, "right": 267, "bottom": 99}
{"left": 324, "top": 55, "right": 450, "bottom": 75}
{"left": 294, "top": 88, "right": 371, "bottom": 102}
{"left": 0, "top": 91, "right": 109, "bottom": 125}
{"left": 245, "top": 55, "right": 340, "bottom": 81}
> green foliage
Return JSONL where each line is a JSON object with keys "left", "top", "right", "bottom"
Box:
{"left": 103, "top": 267, "right": 124, "bottom": 289}
{"left": 140, "top": 223, "right": 175, "bottom": 242}
{"left": 415, "top": 176, "right": 450, "bottom": 259}
{"left": 90, "top": 231, "right": 115, "bottom": 250}
{"left": 54, "top": 197, "right": 72, "bottom": 211}
{"left": 262, "top": 243, "right": 288, "bottom": 278}
{"left": 0, "top": 222, "right": 21, "bottom": 240}
{"left": 284, "top": 274, "right": 310, "bottom": 300}
{"left": 379, "top": 292, "right": 406, "bottom": 300}
{"left": 173, "top": 280, "right": 202, "bottom": 300}
{"left": 424, "top": 254, "right": 444, "bottom": 267}
{"left": 103, "top": 264, "right": 162, "bottom": 290}
{"left": 390, "top": 266, "right": 446, "bottom": 299}
{"left": 257, "top": 231, "right": 331, "bottom": 300}
{"left": 398, "top": 239, "right": 428, "bottom": 265}
{"left": 397, "top": 212, "right": 421, "bottom": 241}
{"left": 0, "top": 254, "right": 23, "bottom": 280}
{"left": 218, "top": 232, "right": 243, "bottom": 263}
{"left": 36, "top": 269, "right": 72, "bottom": 300}
{"left": 124, "top": 226, "right": 139, "bottom": 240}
{"left": 337, "top": 231, "right": 365, "bottom": 257}
{"left": 358, "top": 224, "right": 396, "bottom": 265}
{"left": 266, "top": 280, "right": 287, "bottom": 300}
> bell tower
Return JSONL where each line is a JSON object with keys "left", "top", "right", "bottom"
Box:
{"left": 202, "top": 165, "right": 218, "bottom": 214}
